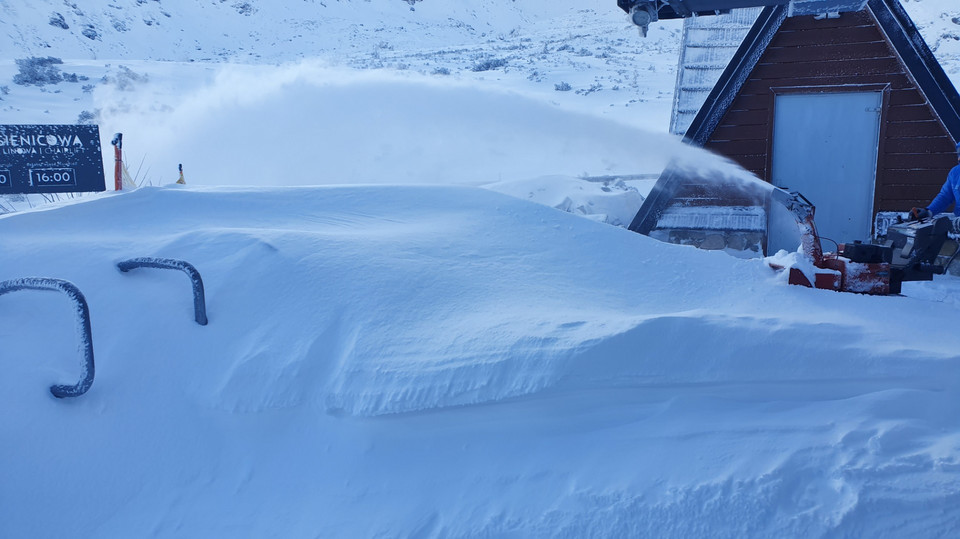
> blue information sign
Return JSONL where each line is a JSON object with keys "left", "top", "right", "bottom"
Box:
{"left": 0, "top": 125, "right": 106, "bottom": 194}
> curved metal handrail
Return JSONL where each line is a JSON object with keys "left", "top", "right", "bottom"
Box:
{"left": 117, "top": 257, "right": 208, "bottom": 325}
{"left": 0, "top": 277, "right": 96, "bottom": 398}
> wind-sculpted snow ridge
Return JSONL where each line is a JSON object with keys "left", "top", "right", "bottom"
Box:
{"left": 312, "top": 309, "right": 960, "bottom": 418}
{"left": 484, "top": 174, "right": 648, "bottom": 227}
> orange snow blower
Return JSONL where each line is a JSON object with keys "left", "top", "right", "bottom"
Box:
{"left": 628, "top": 164, "right": 953, "bottom": 295}
{"left": 770, "top": 188, "right": 952, "bottom": 295}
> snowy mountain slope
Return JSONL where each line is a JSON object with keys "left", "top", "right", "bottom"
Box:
{"left": 901, "top": 0, "right": 960, "bottom": 73}
{"left": 0, "top": 1, "right": 687, "bottom": 174}
{"left": 1, "top": 0, "right": 647, "bottom": 63}
{"left": 1, "top": 0, "right": 957, "bottom": 197}
{"left": 0, "top": 0, "right": 686, "bottom": 122}
{"left": 3, "top": 0, "right": 956, "bottom": 69}
{"left": 2, "top": 185, "right": 960, "bottom": 536}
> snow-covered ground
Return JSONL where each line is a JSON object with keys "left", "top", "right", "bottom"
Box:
{"left": 4, "top": 184, "right": 960, "bottom": 537}
{"left": 2, "top": 0, "right": 960, "bottom": 537}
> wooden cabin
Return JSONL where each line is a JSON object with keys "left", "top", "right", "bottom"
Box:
{"left": 632, "top": 0, "right": 960, "bottom": 254}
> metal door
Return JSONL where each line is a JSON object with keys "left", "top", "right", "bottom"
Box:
{"left": 769, "top": 91, "right": 883, "bottom": 254}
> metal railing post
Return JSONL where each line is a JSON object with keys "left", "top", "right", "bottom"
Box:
{"left": 0, "top": 278, "right": 96, "bottom": 398}
{"left": 117, "top": 258, "right": 208, "bottom": 325}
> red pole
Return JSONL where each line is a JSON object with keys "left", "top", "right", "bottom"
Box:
{"left": 111, "top": 133, "right": 123, "bottom": 191}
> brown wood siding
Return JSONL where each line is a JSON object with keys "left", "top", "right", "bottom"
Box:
{"left": 704, "top": 9, "right": 958, "bottom": 217}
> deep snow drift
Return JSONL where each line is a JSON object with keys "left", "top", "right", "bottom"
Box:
{"left": 2, "top": 185, "right": 960, "bottom": 537}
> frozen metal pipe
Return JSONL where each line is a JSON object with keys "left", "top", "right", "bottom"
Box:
{"left": 117, "top": 257, "right": 208, "bottom": 326}
{"left": 0, "top": 277, "right": 96, "bottom": 398}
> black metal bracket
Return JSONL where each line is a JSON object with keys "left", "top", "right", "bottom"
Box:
{"left": 117, "top": 258, "right": 208, "bottom": 326}
{"left": 0, "top": 278, "right": 96, "bottom": 398}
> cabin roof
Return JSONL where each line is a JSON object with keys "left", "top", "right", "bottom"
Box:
{"left": 675, "top": 0, "right": 960, "bottom": 144}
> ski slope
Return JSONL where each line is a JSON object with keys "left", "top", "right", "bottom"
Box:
{"left": 2, "top": 185, "right": 960, "bottom": 536}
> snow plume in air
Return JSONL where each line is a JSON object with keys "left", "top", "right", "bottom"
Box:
{"left": 96, "top": 61, "right": 701, "bottom": 187}
{"left": 665, "top": 148, "right": 774, "bottom": 201}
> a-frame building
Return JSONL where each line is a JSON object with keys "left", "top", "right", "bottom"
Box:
{"left": 631, "top": 0, "right": 960, "bottom": 252}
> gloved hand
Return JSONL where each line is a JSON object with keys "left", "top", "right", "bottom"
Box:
{"left": 909, "top": 207, "right": 932, "bottom": 221}
{"left": 953, "top": 216, "right": 960, "bottom": 235}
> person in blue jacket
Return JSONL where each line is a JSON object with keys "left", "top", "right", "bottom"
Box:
{"left": 910, "top": 141, "right": 960, "bottom": 222}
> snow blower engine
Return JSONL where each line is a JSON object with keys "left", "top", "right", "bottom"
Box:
{"left": 772, "top": 188, "right": 952, "bottom": 295}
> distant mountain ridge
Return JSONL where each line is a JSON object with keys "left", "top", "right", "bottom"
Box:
{"left": 2, "top": 1, "right": 956, "bottom": 71}
{"left": 0, "top": 0, "right": 606, "bottom": 63}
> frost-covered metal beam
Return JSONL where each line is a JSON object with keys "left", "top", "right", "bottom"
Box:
{"left": 618, "top": 0, "right": 868, "bottom": 34}
{"left": 117, "top": 258, "right": 208, "bottom": 326}
{"left": 0, "top": 278, "right": 96, "bottom": 398}
{"left": 618, "top": 0, "right": 867, "bottom": 18}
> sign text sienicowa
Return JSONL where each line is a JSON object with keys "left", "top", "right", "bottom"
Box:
{"left": 0, "top": 125, "right": 106, "bottom": 194}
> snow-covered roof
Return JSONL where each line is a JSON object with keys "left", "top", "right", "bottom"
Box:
{"left": 669, "top": 8, "right": 762, "bottom": 136}
{"left": 655, "top": 204, "right": 766, "bottom": 231}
